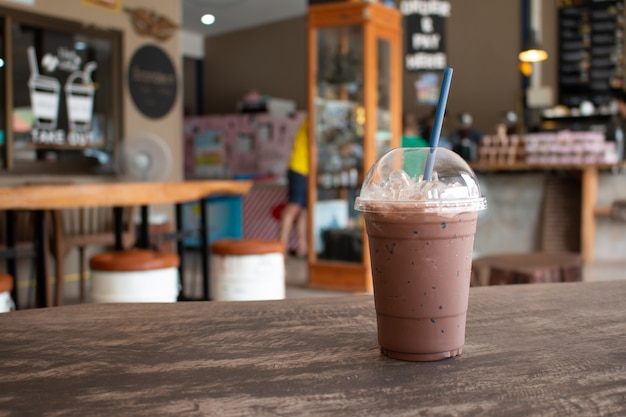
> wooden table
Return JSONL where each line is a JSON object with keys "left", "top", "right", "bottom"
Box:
{"left": 0, "top": 180, "right": 252, "bottom": 308}
{"left": 1, "top": 281, "right": 624, "bottom": 416}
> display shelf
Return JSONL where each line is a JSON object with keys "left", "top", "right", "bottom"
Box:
{"left": 306, "top": 2, "right": 402, "bottom": 292}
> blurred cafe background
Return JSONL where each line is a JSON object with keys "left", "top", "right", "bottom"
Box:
{"left": 1, "top": 0, "right": 626, "bottom": 308}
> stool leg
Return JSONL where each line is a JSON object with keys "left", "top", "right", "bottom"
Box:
{"left": 5, "top": 211, "right": 19, "bottom": 309}
{"left": 34, "top": 210, "right": 51, "bottom": 308}
{"left": 78, "top": 246, "right": 86, "bottom": 302}
{"left": 199, "top": 200, "right": 210, "bottom": 301}
{"left": 54, "top": 252, "right": 64, "bottom": 306}
{"left": 175, "top": 203, "right": 185, "bottom": 300}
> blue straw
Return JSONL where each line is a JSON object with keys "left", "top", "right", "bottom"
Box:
{"left": 424, "top": 67, "right": 454, "bottom": 181}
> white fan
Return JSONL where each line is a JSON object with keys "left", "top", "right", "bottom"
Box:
{"left": 115, "top": 132, "right": 173, "bottom": 181}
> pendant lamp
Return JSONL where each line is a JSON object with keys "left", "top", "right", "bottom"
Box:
{"left": 518, "top": 29, "right": 548, "bottom": 63}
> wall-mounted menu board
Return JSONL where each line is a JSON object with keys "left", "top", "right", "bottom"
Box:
{"left": 558, "top": 0, "right": 624, "bottom": 108}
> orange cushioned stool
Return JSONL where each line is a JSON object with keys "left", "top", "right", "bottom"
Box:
{"left": 0, "top": 273, "right": 15, "bottom": 313}
{"left": 211, "top": 239, "right": 285, "bottom": 301}
{"left": 89, "top": 249, "right": 180, "bottom": 303}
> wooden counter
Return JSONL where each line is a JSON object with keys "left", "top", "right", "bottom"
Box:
{"left": 469, "top": 162, "right": 620, "bottom": 264}
{"left": 0, "top": 280, "right": 624, "bottom": 416}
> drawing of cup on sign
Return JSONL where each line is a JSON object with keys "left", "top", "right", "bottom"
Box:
{"left": 65, "top": 61, "right": 97, "bottom": 133}
{"left": 27, "top": 46, "right": 61, "bottom": 130}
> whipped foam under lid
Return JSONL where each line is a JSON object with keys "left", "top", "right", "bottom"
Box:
{"left": 354, "top": 147, "right": 487, "bottom": 213}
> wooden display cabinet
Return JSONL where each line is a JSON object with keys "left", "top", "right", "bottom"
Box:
{"left": 306, "top": 2, "right": 402, "bottom": 292}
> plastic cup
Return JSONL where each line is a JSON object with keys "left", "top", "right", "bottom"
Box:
{"left": 355, "top": 147, "right": 487, "bottom": 361}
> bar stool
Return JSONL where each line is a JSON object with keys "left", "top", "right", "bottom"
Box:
{"left": 89, "top": 249, "right": 179, "bottom": 303}
{"left": 211, "top": 239, "right": 285, "bottom": 301}
{"left": 0, "top": 273, "right": 15, "bottom": 313}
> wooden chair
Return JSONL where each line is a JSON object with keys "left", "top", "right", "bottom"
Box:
{"left": 0, "top": 210, "right": 36, "bottom": 307}
{"left": 0, "top": 210, "right": 35, "bottom": 250}
{"left": 48, "top": 207, "right": 137, "bottom": 305}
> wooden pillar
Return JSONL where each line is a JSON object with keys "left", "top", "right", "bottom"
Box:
{"left": 580, "top": 166, "right": 598, "bottom": 264}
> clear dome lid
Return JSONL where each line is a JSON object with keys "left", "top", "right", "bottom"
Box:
{"left": 354, "top": 147, "right": 487, "bottom": 213}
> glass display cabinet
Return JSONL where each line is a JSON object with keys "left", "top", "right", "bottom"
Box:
{"left": 306, "top": 1, "right": 402, "bottom": 291}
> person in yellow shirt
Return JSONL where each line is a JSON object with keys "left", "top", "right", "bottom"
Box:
{"left": 280, "top": 119, "right": 309, "bottom": 257}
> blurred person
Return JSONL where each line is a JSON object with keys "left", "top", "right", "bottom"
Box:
{"left": 280, "top": 119, "right": 309, "bottom": 257}
{"left": 401, "top": 112, "right": 429, "bottom": 147}
{"left": 608, "top": 87, "right": 626, "bottom": 163}
{"left": 419, "top": 108, "right": 451, "bottom": 149}
{"left": 449, "top": 112, "right": 482, "bottom": 161}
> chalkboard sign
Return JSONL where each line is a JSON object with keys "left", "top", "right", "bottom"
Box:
{"left": 400, "top": 0, "right": 451, "bottom": 71}
{"left": 558, "top": 0, "right": 624, "bottom": 108}
{"left": 128, "top": 45, "right": 177, "bottom": 119}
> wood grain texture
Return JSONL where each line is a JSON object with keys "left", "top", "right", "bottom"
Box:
{"left": 0, "top": 180, "right": 252, "bottom": 210}
{"left": 0, "top": 281, "right": 625, "bottom": 416}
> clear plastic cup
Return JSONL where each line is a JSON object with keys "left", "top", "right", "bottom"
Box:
{"left": 355, "top": 147, "right": 487, "bottom": 361}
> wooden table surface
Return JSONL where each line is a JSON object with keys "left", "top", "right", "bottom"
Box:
{"left": 0, "top": 180, "right": 253, "bottom": 209}
{"left": 1, "top": 281, "right": 624, "bottom": 416}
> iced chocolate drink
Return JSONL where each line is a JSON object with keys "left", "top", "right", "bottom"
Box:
{"left": 355, "top": 147, "right": 486, "bottom": 362}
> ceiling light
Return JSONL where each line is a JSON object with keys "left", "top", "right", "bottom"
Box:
{"left": 201, "top": 14, "right": 216, "bottom": 25}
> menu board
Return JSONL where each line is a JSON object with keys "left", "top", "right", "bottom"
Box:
{"left": 400, "top": 0, "right": 451, "bottom": 71}
{"left": 558, "top": 0, "right": 624, "bottom": 108}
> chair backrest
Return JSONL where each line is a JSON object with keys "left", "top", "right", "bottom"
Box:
{"left": 0, "top": 211, "right": 34, "bottom": 247}
{"left": 50, "top": 206, "right": 137, "bottom": 251}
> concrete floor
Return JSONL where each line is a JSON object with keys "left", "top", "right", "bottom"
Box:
{"left": 72, "top": 259, "right": 626, "bottom": 306}
{"left": 12, "top": 250, "right": 353, "bottom": 308}
{"left": 582, "top": 259, "right": 626, "bottom": 282}
{"left": 9, "top": 250, "right": 626, "bottom": 309}
{"left": 176, "top": 251, "right": 353, "bottom": 301}
{"left": 59, "top": 251, "right": 351, "bottom": 304}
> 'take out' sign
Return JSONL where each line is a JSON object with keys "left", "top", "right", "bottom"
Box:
{"left": 400, "top": 0, "right": 451, "bottom": 71}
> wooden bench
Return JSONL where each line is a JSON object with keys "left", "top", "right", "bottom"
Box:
{"left": 471, "top": 252, "right": 583, "bottom": 286}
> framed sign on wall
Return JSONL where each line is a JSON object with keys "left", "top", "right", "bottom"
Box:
{"left": 0, "top": 6, "right": 122, "bottom": 174}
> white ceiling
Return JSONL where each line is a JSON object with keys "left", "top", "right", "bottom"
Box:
{"left": 182, "top": 0, "right": 308, "bottom": 37}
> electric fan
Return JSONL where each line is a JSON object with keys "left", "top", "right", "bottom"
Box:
{"left": 115, "top": 132, "right": 173, "bottom": 181}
